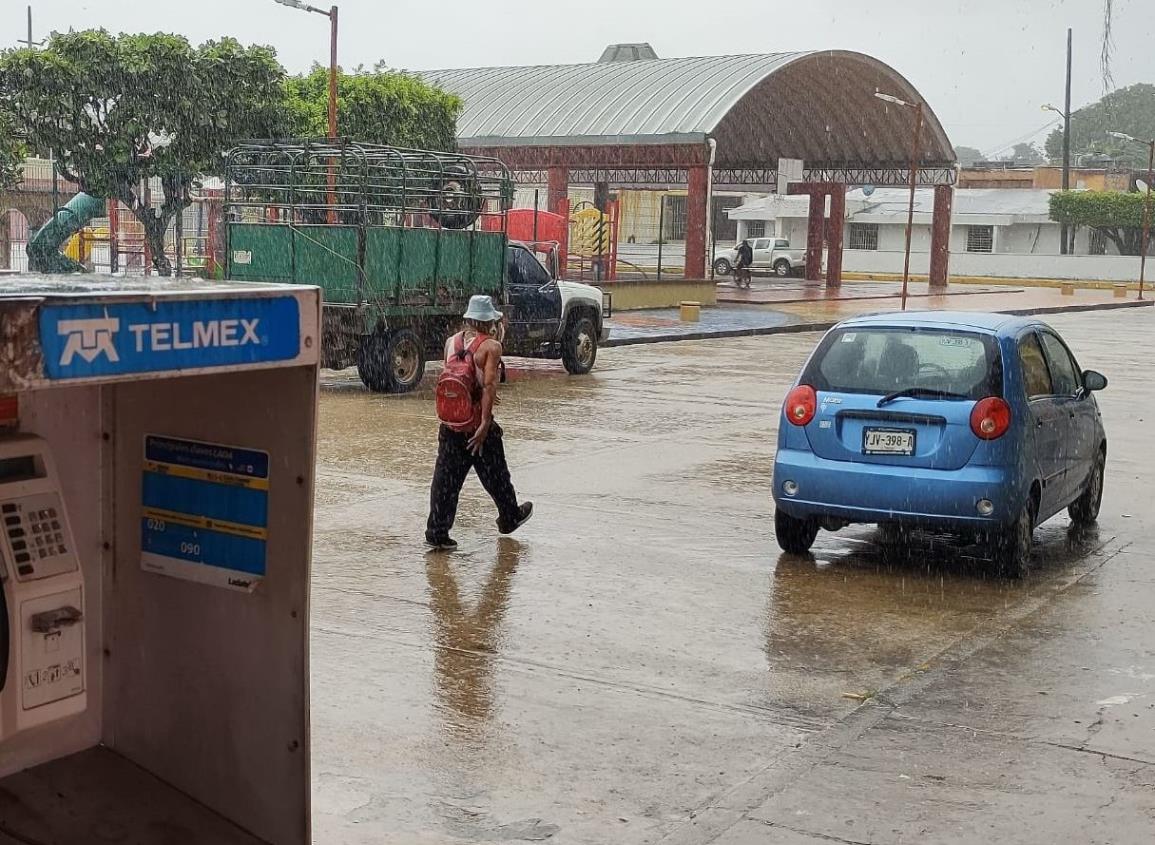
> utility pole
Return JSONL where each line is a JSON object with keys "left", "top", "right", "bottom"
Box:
{"left": 1062, "top": 27, "right": 1072, "bottom": 254}
{"left": 19, "top": 5, "right": 43, "bottom": 49}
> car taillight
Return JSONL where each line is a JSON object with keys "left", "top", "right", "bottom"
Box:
{"left": 784, "top": 385, "right": 817, "bottom": 426}
{"left": 970, "top": 396, "right": 1011, "bottom": 440}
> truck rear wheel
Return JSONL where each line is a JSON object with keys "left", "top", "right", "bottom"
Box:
{"left": 357, "top": 328, "right": 426, "bottom": 393}
{"left": 561, "top": 315, "right": 598, "bottom": 375}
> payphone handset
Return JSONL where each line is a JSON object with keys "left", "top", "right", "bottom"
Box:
{"left": 0, "top": 435, "right": 86, "bottom": 739}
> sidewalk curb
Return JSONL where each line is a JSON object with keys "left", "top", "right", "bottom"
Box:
{"left": 604, "top": 298, "right": 1152, "bottom": 348}
{"left": 716, "top": 285, "right": 1021, "bottom": 307}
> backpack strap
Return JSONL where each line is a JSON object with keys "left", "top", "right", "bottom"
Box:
{"left": 450, "top": 331, "right": 490, "bottom": 361}
{"left": 466, "top": 333, "right": 488, "bottom": 357}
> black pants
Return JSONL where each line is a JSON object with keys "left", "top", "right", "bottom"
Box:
{"left": 427, "top": 423, "right": 520, "bottom": 539}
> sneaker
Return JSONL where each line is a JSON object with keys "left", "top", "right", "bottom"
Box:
{"left": 497, "top": 502, "right": 534, "bottom": 535}
{"left": 424, "top": 534, "right": 458, "bottom": 551}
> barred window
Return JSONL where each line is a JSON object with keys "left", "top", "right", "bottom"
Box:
{"left": 662, "top": 195, "right": 687, "bottom": 241}
{"left": 966, "top": 225, "right": 994, "bottom": 253}
{"left": 848, "top": 223, "right": 879, "bottom": 250}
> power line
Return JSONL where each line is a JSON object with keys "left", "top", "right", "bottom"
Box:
{"left": 984, "top": 118, "right": 1062, "bottom": 159}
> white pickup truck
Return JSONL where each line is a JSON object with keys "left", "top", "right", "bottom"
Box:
{"left": 713, "top": 238, "right": 806, "bottom": 278}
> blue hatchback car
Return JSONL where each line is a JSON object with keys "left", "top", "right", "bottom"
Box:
{"left": 772, "top": 312, "right": 1108, "bottom": 575}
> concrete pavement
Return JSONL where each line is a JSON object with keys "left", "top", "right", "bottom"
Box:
{"left": 607, "top": 282, "right": 1151, "bottom": 346}
{"left": 311, "top": 308, "right": 1154, "bottom": 844}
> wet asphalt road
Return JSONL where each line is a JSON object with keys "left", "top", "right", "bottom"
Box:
{"left": 310, "top": 308, "right": 1153, "bottom": 844}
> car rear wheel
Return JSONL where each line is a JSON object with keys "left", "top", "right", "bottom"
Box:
{"left": 775, "top": 509, "right": 818, "bottom": 554}
{"left": 1068, "top": 449, "right": 1105, "bottom": 526}
{"left": 773, "top": 259, "right": 791, "bottom": 277}
{"left": 992, "top": 502, "right": 1034, "bottom": 578}
{"left": 713, "top": 258, "right": 733, "bottom": 276}
{"left": 877, "top": 522, "right": 910, "bottom": 546}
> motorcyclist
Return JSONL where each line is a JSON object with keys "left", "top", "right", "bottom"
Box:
{"left": 734, "top": 239, "right": 754, "bottom": 288}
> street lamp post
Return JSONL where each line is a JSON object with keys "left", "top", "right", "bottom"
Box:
{"left": 875, "top": 91, "right": 923, "bottom": 311}
{"left": 274, "top": 0, "right": 339, "bottom": 221}
{"left": 1043, "top": 99, "right": 1072, "bottom": 254}
{"left": 1108, "top": 131, "right": 1154, "bottom": 300}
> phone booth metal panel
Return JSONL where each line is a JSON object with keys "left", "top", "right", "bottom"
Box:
{"left": 0, "top": 276, "right": 320, "bottom": 845}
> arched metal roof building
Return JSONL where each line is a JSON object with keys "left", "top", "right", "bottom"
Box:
{"left": 422, "top": 51, "right": 955, "bottom": 179}
{"left": 421, "top": 49, "right": 957, "bottom": 282}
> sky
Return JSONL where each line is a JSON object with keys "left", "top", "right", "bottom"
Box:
{"left": 8, "top": 0, "right": 1155, "bottom": 156}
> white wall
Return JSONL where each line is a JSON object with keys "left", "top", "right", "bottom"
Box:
{"left": 841, "top": 248, "right": 1144, "bottom": 281}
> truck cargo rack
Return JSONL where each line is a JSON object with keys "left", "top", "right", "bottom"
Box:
{"left": 223, "top": 140, "right": 514, "bottom": 314}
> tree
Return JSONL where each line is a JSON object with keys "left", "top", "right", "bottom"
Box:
{"left": 0, "top": 107, "right": 22, "bottom": 190}
{"left": 954, "top": 146, "right": 984, "bottom": 167}
{"left": 1049, "top": 190, "right": 1149, "bottom": 254}
{"left": 0, "top": 30, "right": 286, "bottom": 275}
{"left": 1009, "top": 143, "right": 1045, "bottom": 166}
{"left": 284, "top": 65, "right": 461, "bottom": 151}
{"left": 1044, "top": 84, "right": 1155, "bottom": 168}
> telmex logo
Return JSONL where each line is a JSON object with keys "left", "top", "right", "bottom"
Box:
{"left": 55, "top": 317, "right": 262, "bottom": 367}
{"left": 58, "top": 318, "right": 121, "bottom": 365}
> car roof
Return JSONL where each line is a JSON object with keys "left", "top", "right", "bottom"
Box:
{"left": 836, "top": 311, "right": 1042, "bottom": 335}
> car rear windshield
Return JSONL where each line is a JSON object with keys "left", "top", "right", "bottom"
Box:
{"left": 802, "top": 326, "right": 1003, "bottom": 399}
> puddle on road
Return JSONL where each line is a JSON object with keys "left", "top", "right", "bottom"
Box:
{"left": 760, "top": 519, "right": 1110, "bottom": 713}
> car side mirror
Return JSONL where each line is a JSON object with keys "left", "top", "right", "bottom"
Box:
{"left": 1082, "top": 370, "right": 1107, "bottom": 392}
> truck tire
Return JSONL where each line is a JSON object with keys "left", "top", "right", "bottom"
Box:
{"left": 713, "top": 258, "right": 732, "bottom": 276}
{"left": 357, "top": 332, "right": 392, "bottom": 392}
{"left": 773, "top": 259, "right": 791, "bottom": 277}
{"left": 357, "top": 328, "right": 426, "bottom": 393}
{"left": 430, "top": 165, "right": 482, "bottom": 230}
{"left": 561, "top": 314, "right": 598, "bottom": 375}
{"left": 385, "top": 328, "right": 426, "bottom": 393}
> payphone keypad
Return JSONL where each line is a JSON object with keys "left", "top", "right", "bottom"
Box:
{"left": 1, "top": 493, "right": 75, "bottom": 582}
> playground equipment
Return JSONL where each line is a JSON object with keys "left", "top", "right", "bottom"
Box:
{"left": 27, "top": 193, "right": 105, "bottom": 273}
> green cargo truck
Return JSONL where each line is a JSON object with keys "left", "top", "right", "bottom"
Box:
{"left": 224, "top": 140, "right": 608, "bottom": 393}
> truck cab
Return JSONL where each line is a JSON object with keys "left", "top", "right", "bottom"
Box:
{"left": 714, "top": 238, "right": 806, "bottom": 278}
{"left": 504, "top": 240, "right": 610, "bottom": 376}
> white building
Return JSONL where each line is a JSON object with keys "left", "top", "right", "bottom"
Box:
{"left": 727, "top": 188, "right": 1116, "bottom": 257}
{"left": 725, "top": 187, "right": 1155, "bottom": 282}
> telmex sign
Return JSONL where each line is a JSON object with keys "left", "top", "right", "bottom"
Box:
{"left": 39, "top": 297, "right": 301, "bottom": 380}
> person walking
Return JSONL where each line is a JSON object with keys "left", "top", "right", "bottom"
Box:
{"left": 426, "top": 295, "right": 533, "bottom": 551}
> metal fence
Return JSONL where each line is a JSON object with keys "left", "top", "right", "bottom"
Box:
{"left": 510, "top": 184, "right": 753, "bottom": 281}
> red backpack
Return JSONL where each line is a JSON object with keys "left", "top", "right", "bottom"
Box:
{"left": 436, "top": 332, "right": 488, "bottom": 432}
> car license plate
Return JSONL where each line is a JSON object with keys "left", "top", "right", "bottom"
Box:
{"left": 863, "top": 428, "right": 916, "bottom": 456}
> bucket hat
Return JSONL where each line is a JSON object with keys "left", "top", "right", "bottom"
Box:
{"left": 463, "top": 295, "right": 503, "bottom": 322}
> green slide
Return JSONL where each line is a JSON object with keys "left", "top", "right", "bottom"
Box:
{"left": 28, "top": 192, "right": 106, "bottom": 273}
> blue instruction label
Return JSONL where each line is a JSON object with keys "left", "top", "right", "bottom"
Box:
{"left": 140, "top": 434, "right": 270, "bottom": 592}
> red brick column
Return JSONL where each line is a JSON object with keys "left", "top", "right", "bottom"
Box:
{"left": 548, "top": 167, "right": 570, "bottom": 277}
{"left": 826, "top": 185, "right": 846, "bottom": 288}
{"left": 685, "top": 165, "right": 709, "bottom": 279}
{"left": 804, "top": 191, "right": 825, "bottom": 282}
{"left": 929, "top": 184, "right": 953, "bottom": 289}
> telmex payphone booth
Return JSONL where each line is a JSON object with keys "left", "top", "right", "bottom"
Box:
{"left": 0, "top": 275, "right": 319, "bottom": 844}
